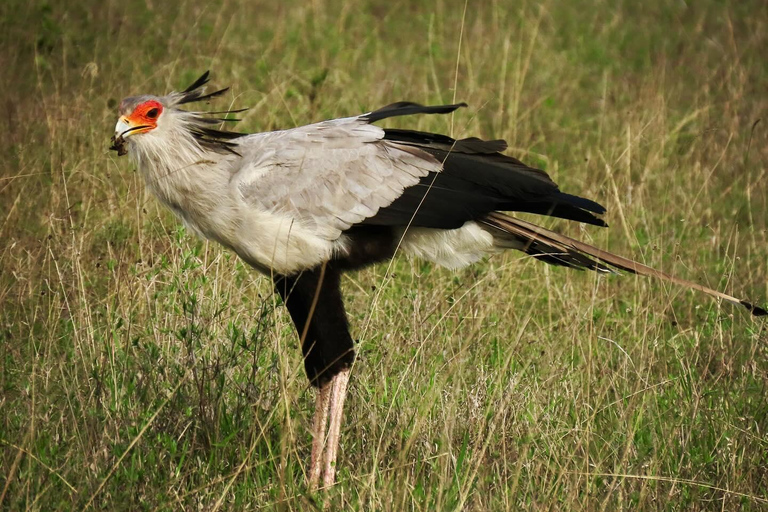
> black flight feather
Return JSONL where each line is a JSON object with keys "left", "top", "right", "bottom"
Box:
{"left": 359, "top": 120, "right": 608, "bottom": 229}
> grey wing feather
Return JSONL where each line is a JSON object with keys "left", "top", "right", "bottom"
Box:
{"left": 233, "top": 117, "right": 442, "bottom": 240}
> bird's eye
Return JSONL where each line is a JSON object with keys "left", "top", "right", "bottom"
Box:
{"left": 146, "top": 108, "right": 159, "bottom": 119}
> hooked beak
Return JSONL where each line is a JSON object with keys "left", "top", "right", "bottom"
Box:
{"left": 110, "top": 116, "right": 152, "bottom": 156}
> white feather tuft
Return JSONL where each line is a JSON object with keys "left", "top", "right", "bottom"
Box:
{"left": 397, "top": 221, "right": 500, "bottom": 269}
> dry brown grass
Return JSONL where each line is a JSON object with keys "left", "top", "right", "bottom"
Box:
{"left": 1, "top": 0, "right": 767, "bottom": 510}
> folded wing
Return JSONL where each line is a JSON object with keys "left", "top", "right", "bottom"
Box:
{"left": 235, "top": 102, "right": 605, "bottom": 239}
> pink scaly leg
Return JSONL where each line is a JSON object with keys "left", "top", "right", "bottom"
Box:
{"left": 308, "top": 382, "right": 331, "bottom": 490}
{"left": 322, "top": 368, "right": 350, "bottom": 488}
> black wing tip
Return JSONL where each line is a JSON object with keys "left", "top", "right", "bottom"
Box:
{"left": 741, "top": 300, "right": 768, "bottom": 317}
{"left": 556, "top": 192, "right": 607, "bottom": 215}
{"left": 456, "top": 136, "right": 507, "bottom": 153}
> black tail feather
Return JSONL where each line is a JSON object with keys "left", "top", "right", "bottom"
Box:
{"left": 483, "top": 212, "right": 767, "bottom": 317}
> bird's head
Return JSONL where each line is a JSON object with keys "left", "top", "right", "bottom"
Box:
{"left": 110, "top": 71, "right": 246, "bottom": 158}
{"left": 111, "top": 96, "right": 167, "bottom": 156}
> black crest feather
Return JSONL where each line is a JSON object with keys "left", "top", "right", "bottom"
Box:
{"left": 175, "top": 72, "right": 248, "bottom": 154}
{"left": 183, "top": 71, "right": 211, "bottom": 93}
{"left": 178, "top": 71, "right": 231, "bottom": 105}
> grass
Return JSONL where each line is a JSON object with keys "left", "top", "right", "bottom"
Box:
{"left": 1, "top": 0, "right": 767, "bottom": 509}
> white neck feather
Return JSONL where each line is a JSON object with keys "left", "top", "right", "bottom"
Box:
{"left": 127, "top": 113, "right": 237, "bottom": 243}
{"left": 132, "top": 118, "right": 220, "bottom": 195}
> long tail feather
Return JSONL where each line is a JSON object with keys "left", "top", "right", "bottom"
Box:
{"left": 483, "top": 212, "right": 766, "bottom": 317}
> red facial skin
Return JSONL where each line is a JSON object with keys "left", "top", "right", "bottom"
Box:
{"left": 128, "top": 100, "right": 163, "bottom": 129}
{"left": 111, "top": 99, "right": 164, "bottom": 155}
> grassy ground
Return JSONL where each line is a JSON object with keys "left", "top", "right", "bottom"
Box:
{"left": 2, "top": 0, "right": 767, "bottom": 509}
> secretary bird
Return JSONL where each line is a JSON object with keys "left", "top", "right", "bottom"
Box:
{"left": 110, "top": 72, "right": 766, "bottom": 489}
